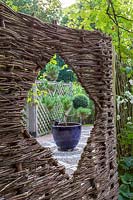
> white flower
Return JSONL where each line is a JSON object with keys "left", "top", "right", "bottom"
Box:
{"left": 130, "top": 98, "right": 133, "bottom": 104}
{"left": 129, "top": 79, "right": 133, "bottom": 85}
{"left": 125, "top": 91, "right": 131, "bottom": 97}
{"left": 127, "top": 122, "right": 133, "bottom": 125}
{"left": 127, "top": 117, "right": 131, "bottom": 121}
{"left": 117, "top": 115, "right": 120, "bottom": 121}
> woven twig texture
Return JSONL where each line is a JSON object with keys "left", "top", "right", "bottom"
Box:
{"left": 0, "top": 3, "right": 118, "bottom": 200}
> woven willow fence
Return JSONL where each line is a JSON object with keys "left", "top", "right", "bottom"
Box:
{"left": 0, "top": 3, "right": 118, "bottom": 200}
{"left": 26, "top": 81, "right": 72, "bottom": 136}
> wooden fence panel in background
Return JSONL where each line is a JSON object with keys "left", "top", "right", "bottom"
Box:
{"left": 26, "top": 81, "right": 72, "bottom": 136}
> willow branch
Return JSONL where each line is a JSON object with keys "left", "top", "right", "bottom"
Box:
{"left": 106, "top": 0, "right": 121, "bottom": 61}
{"left": 106, "top": 0, "right": 133, "bottom": 33}
{"left": 113, "top": 14, "right": 133, "bottom": 22}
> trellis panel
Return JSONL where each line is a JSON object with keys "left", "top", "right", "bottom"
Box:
{"left": 26, "top": 81, "right": 72, "bottom": 136}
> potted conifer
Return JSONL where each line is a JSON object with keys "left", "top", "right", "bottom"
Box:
{"left": 52, "top": 94, "right": 90, "bottom": 151}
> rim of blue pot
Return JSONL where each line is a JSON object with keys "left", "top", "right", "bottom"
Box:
{"left": 52, "top": 122, "right": 81, "bottom": 128}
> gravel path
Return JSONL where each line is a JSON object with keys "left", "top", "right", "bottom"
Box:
{"left": 37, "top": 126, "right": 92, "bottom": 175}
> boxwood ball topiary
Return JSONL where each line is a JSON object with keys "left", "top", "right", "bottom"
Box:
{"left": 73, "top": 94, "right": 89, "bottom": 109}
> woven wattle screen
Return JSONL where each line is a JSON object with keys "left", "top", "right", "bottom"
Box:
{"left": 0, "top": 3, "right": 118, "bottom": 200}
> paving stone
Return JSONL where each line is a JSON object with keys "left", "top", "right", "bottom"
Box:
{"left": 53, "top": 147, "right": 82, "bottom": 155}
{"left": 37, "top": 126, "right": 92, "bottom": 175}
{"left": 54, "top": 155, "right": 81, "bottom": 165}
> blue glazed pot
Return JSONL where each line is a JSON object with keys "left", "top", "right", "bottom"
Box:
{"left": 52, "top": 122, "right": 81, "bottom": 151}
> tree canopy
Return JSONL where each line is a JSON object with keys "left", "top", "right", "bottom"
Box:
{"left": 2, "top": 0, "right": 61, "bottom": 22}
{"left": 62, "top": 0, "right": 133, "bottom": 65}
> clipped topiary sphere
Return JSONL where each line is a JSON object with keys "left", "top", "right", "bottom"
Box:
{"left": 73, "top": 94, "right": 89, "bottom": 109}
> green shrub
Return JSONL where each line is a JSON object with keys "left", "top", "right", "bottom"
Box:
{"left": 61, "top": 96, "right": 72, "bottom": 111}
{"left": 57, "top": 68, "right": 76, "bottom": 83}
{"left": 73, "top": 94, "right": 89, "bottom": 109}
{"left": 118, "top": 157, "right": 133, "bottom": 200}
{"left": 76, "top": 107, "right": 91, "bottom": 119}
{"left": 42, "top": 95, "right": 56, "bottom": 111}
{"left": 45, "top": 63, "right": 59, "bottom": 81}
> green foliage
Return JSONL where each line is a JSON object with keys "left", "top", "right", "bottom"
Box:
{"left": 73, "top": 82, "right": 86, "bottom": 95}
{"left": 76, "top": 107, "right": 91, "bottom": 119}
{"left": 120, "top": 123, "right": 133, "bottom": 144}
{"left": 45, "top": 63, "right": 59, "bottom": 81}
{"left": 57, "top": 68, "right": 76, "bottom": 83}
{"left": 120, "top": 66, "right": 133, "bottom": 79}
{"left": 117, "top": 122, "right": 133, "bottom": 157}
{"left": 119, "top": 157, "right": 133, "bottom": 171}
{"left": 41, "top": 95, "right": 56, "bottom": 111}
{"left": 118, "top": 157, "right": 133, "bottom": 200}
{"left": 62, "top": 0, "right": 133, "bottom": 64}
{"left": 73, "top": 94, "right": 89, "bottom": 109}
{"left": 2, "top": 0, "right": 61, "bottom": 23}
{"left": 27, "top": 86, "right": 36, "bottom": 104}
{"left": 60, "top": 96, "right": 72, "bottom": 112}
{"left": 60, "top": 94, "right": 93, "bottom": 124}
{"left": 38, "top": 55, "right": 58, "bottom": 79}
{"left": 38, "top": 54, "right": 76, "bottom": 83}
{"left": 27, "top": 83, "right": 47, "bottom": 104}
{"left": 55, "top": 54, "right": 76, "bottom": 83}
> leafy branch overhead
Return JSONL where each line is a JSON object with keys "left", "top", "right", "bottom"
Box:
{"left": 2, "top": 0, "right": 61, "bottom": 23}
{"left": 106, "top": 0, "right": 133, "bottom": 61}
{"left": 62, "top": 0, "right": 133, "bottom": 64}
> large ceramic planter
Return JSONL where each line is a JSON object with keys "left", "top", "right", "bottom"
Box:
{"left": 52, "top": 122, "right": 81, "bottom": 151}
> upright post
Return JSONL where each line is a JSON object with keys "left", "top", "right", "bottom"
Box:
{"left": 27, "top": 83, "right": 38, "bottom": 137}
